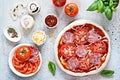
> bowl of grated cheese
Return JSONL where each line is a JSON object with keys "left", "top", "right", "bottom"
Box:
{"left": 32, "top": 30, "right": 46, "bottom": 46}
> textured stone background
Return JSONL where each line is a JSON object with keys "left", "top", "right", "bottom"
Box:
{"left": 0, "top": 0, "right": 120, "bottom": 80}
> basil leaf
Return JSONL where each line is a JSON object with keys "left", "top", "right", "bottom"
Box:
{"left": 101, "top": 70, "right": 114, "bottom": 77}
{"left": 105, "top": 6, "right": 113, "bottom": 20}
{"left": 109, "top": 0, "right": 114, "bottom": 7}
{"left": 97, "top": 0, "right": 104, "bottom": 13}
{"left": 87, "top": 1, "right": 98, "bottom": 11}
{"left": 48, "top": 61, "right": 56, "bottom": 75}
{"left": 111, "top": 6, "right": 117, "bottom": 12}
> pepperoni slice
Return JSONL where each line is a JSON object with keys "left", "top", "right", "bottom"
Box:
{"left": 67, "top": 57, "right": 79, "bottom": 70}
{"left": 76, "top": 45, "right": 88, "bottom": 57}
{"left": 87, "top": 29, "right": 102, "bottom": 43}
{"left": 61, "top": 32, "right": 74, "bottom": 43}
{"left": 79, "top": 57, "right": 90, "bottom": 71}
{"left": 90, "top": 40, "right": 107, "bottom": 54}
{"left": 74, "top": 27, "right": 88, "bottom": 45}
{"left": 89, "top": 54, "right": 102, "bottom": 65}
{"left": 60, "top": 43, "right": 76, "bottom": 59}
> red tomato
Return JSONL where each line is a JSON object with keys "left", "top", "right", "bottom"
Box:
{"left": 52, "top": 0, "right": 66, "bottom": 7}
{"left": 32, "top": 63, "right": 38, "bottom": 73}
{"left": 79, "top": 57, "right": 90, "bottom": 71}
{"left": 74, "top": 27, "right": 88, "bottom": 45}
{"left": 25, "top": 62, "right": 33, "bottom": 74}
{"left": 90, "top": 40, "right": 107, "bottom": 54}
{"left": 64, "top": 3, "right": 79, "bottom": 17}
{"left": 16, "top": 63, "right": 28, "bottom": 74}
{"left": 60, "top": 43, "right": 76, "bottom": 59}
{"left": 15, "top": 46, "right": 31, "bottom": 62}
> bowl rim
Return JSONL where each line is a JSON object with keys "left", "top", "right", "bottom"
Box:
{"left": 8, "top": 43, "right": 42, "bottom": 77}
{"left": 54, "top": 20, "right": 110, "bottom": 76}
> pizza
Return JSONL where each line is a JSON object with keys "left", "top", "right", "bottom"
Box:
{"left": 55, "top": 20, "right": 110, "bottom": 76}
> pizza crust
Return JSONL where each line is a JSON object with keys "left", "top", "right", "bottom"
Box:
{"left": 54, "top": 20, "right": 110, "bottom": 76}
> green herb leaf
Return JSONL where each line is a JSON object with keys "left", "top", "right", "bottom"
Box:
{"left": 87, "top": 1, "right": 98, "bottom": 11}
{"left": 111, "top": 6, "right": 117, "bottom": 12}
{"left": 101, "top": 70, "right": 114, "bottom": 77}
{"left": 97, "top": 0, "right": 104, "bottom": 13}
{"left": 105, "top": 6, "right": 113, "bottom": 20}
{"left": 48, "top": 61, "right": 56, "bottom": 75}
{"left": 109, "top": 0, "right": 114, "bottom": 7}
{"left": 7, "top": 28, "right": 16, "bottom": 34}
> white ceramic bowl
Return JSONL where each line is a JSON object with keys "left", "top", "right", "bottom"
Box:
{"left": 8, "top": 43, "right": 42, "bottom": 77}
{"left": 3, "top": 26, "right": 21, "bottom": 42}
{"left": 54, "top": 20, "right": 110, "bottom": 76}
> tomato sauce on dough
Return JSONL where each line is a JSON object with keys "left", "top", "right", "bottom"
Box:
{"left": 58, "top": 23, "right": 109, "bottom": 73}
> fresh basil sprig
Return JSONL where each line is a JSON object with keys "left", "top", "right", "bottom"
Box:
{"left": 87, "top": 0, "right": 119, "bottom": 20}
{"left": 101, "top": 70, "right": 114, "bottom": 77}
{"left": 48, "top": 61, "right": 56, "bottom": 75}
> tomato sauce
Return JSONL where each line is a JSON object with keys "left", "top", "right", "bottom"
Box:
{"left": 45, "top": 15, "right": 57, "bottom": 28}
{"left": 58, "top": 23, "right": 109, "bottom": 73}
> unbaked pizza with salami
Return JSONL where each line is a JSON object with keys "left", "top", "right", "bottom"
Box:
{"left": 55, "top": 20, "right": 110, "bottom": 76}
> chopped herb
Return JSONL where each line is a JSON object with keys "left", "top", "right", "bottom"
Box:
{"left": 7, "top": 28, "right": 16, "bottom": 34}
{"left": 7, "top": 28, "right": 18, "bottom": 38}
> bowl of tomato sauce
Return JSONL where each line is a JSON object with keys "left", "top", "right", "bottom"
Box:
{"left": 8, "top": 43, "right": 42, "bottom": 77}
{"left": 54, "top": 20, "right": 110, "bottom": 76}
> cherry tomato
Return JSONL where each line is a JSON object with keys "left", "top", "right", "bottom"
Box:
{"left": 52, "top": 0, "right": 66, "bottom": 7}
{"left": 64, "top": 3, "right": 79, "bottom": 17}
{"left": 90, "top": 40, "right": 107, "bottom": 54}
{"left": 15, "top": 46, "right": 31, "bottom": 62}
{"left": 60, "top": 43, "right": 76, "bottom": 59}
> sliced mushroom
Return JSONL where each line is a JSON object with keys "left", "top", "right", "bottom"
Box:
{"left": 10, "top": 2, "right": 26, "bottom": 21}
{"left": 20, "top": 15, "right": 34, "bottom": 29}
{"left": 27, "top": 1, "right": 40, "bottom": 15}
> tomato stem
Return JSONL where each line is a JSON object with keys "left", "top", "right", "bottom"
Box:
{"left": 21, "top": 49, "right": 26, "bottom": 55}
{"left": 69, "top": 6, "right": 73, "bottom": 12}
{"left": 58, "top": 0, "right": 62, "bottom": 2}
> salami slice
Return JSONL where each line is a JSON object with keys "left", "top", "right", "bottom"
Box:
{"left": 87, "top": 29, "right": 102, "bottom": 43}
{"left": 67, "top": 57, "right": 79, "bottom": 70}
{"left": 76, "top": 45, "right": 88, "bottom": 57}
{"left": 61, "top": 32, "right": 74, "bottom": 43}
{"left": 89, "top": 53, "right": 102, "bottom": 65}
{"left": 29, "top": 46, "right": 39, "bottom": 63}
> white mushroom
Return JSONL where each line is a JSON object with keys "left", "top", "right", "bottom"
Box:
{"left": 27, "top": 1, "right": 40, "bottom": 15}
{"left": 20, "top": 15, "right": 34, "bottom": 29}
{"left": 10, "top": 2, "right": 26, "bottom": 21}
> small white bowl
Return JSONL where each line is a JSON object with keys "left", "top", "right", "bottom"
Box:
{"left": 3, "top": 26, "right": 21, "bottom": 42}
{"left": 8, "top": 43, "right": 42, "bottom": 77}
{"left": 54, "top": 20, "right": 110, "bottom": 76}
{"left": 32, "top": 30, "right": 46, "bottom": 46}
